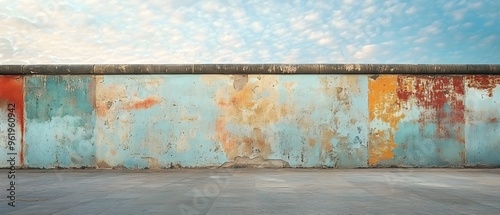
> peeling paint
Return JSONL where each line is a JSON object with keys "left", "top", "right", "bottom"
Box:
{"left": 370, "top": 75, "right": 466, "bottom": 167}
{"left": 24, "top": 76, "right": 96, "bottom": 168}
{"left": 465, "top": 77, "right": 500, "bottom": 166}
{"left": 127, "top": 97, "right": 161, "bottom": 110}
{"left": 368, "top": 75, "right": 403, "bottom": 165}
{"left": 232, "top": 75, "right": 248, "bottom": 91}
{"left": 0, "top": 76, "right": 24, "bottom": 166}
{"left": 215, "top": 75, "right": 286, "bottom": 160}
{"left": 466, "top": 75, "right": 500, "bottom": 97}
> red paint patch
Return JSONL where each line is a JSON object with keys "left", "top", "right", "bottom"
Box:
{"left": 466, "top": 75, "right": 500, "bottom": 97}
{"left": 397, "top": 76, "right": 465, "bottom": 123}
{"left": 128, "top": 97, "right": 161, "bottom": 110}
{"left": 0, "top": 76, "right": 24, "bottom": 165}
{"left": 396, "top": 76, "right": 465, "bottom": 140}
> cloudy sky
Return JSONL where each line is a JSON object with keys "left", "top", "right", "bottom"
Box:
{"left": 0, "top": 0, "right": 498, "bottom": 64}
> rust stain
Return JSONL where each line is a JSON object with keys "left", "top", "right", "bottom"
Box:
{"left": 95, "top": 80, "right": 162, "bottom": 116}
{"left": 397, "top": 76, "right": 465, "bottom": 123}
{"left": 252, "top": 128, "right": 271, "bottom": 157}
{"left": 368, "top": 75, "right": 403, "bottom": 165}
{"left": 308, "top": 138, "right": 317, "bottom": 147}
{"left": 232, "top": 75, "right": 248, "bottom": 91}
{"left": 369, "top": 76, "right": 465, "bottom": 165}
{"left": 284, "top": 82, "right": 296, "bottom": 93}
{"left": 95, "top": 81, "right": 127, "bottom": 117}
{"left": 368, "top": 130, "right": 397, "bottom": 165}
{"left": 215, "top": 118, "right": 238, "bottom": 159}
{"left": 96, "top": 160, "right": 111, "bottom": 169}
{"left": 214, "top": 76, "right": 290, "bottom": 160}
{"left": 397, "top": 76, "right": 465, "bottom": 138}
{"left": 320, "top": 76, "right": 359, "bottom": 108}
{"left": 0, "top": 76, "right": 24, "bottom": 165}
{"left": 321, "top": 128, "right": 335, "bottom": 153}
{"left": 466, "top": 75, "right": 500, "bottom": 97}
{"left": 126, "top": 97, "right": 161, "bottom": 110}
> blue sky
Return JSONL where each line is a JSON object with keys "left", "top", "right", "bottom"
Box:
{"left": 0, "top": 0, "right": 498, "bottom": 64}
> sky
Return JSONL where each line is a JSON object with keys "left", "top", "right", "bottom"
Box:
{"left": 0, "top": 0, "right": 498, "bottom": 64}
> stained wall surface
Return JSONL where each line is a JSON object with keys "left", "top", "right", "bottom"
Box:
{"left": 1, "top": 74, "right": 499, "bottom": 168}
{"left": 0, "top": 76, "right": 24, "bottom": 167}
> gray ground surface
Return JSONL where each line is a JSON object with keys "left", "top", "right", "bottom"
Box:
{"left": 0, "top": 168, "right": 499, "bottom": 215}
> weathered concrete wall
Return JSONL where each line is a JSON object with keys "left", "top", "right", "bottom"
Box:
{"left": 1, "top": 72, "right": 500, "bottom": 168}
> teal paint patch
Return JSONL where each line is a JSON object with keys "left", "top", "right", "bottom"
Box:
{"left": 390, "top": 122, "right": 465, "bottom": 167}
{"left": 272, "top": 75, "right": 369, "bottom": 168}
{"left": 94, "top": 75, "right": 227, "bottom": 168}
{"left": 466, "top": 86, "right": 500, "bottom": 166}
{"left": 24, "top": 76, "right": 96, "bottom": 168}
{"left": 26, "top": 76, "right": 94, "bottom": 121}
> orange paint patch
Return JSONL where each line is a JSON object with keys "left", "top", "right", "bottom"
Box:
{"left": 308, "top": 138, "right": 317, "bottom": 147}
{"left": 369, "top": 75, "right": 405, "bottom": 129}
{"left": 0, "top": 76, "right": 24, "bottom": 165}
{"left": 368, "top": 130, "right": 397, "bottom": 165}
{"left": 215, "top": 118, "right": 238, "bottom": 159}
{"left": 127, "top": 97, "right": 161, "bottom": 110}
{"left": 321, "top": 129, "right": 335, "bottom": 153}
{"left": 214, "top": 76, "right": 289, "bottom": 160}
{"left": 368, "top": 75, "right": 403, "bottom": 166}
{"left": 95, "top": 81, "right": 162, "bottom": 116}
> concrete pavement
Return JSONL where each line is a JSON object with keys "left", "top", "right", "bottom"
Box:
{"left": 1, "top": 168, "right": 499, "bottom": 215}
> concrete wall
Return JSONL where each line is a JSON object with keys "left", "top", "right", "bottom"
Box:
{"left": 1, "top": 72, "right": 499, "bottom": 168}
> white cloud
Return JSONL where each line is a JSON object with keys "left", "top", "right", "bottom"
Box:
{"left": 353, "top": 44, "right": 377, "bottom": 59}
{"left": 452, "top": 9, "right": 466, "bottom": 21}
{"left": 405, "top": 6, "right": 418, "bottom": 15}
{"left": 421, "top": 21, "right": 441, "bottom": 35}
{"left": 304, "top": 12, "right": 320, "bottom": 21}
{"left": 362, "top": 6, "right": 377, "bottom": 15}
{"left": 414, "top": 37, "right": 428, "bottom": 44}
{"left": 317, "top": 38, "right": 332, "bottom": 45}
{"left": 250, "top": 22, "right": 263, "bottom": 32}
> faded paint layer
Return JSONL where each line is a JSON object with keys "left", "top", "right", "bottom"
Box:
{"left": 94, "top": 75, "right": 227, "bottom": 168}
{"left": 211, "top": 75, "right": 368, "bottom": 168}
{"left": 465, "top": 76, "right": 500, "bottom": 166}
{"left": 369, "top": 76, "right": 465, "bottom": 167}
{"left": 24, "top": 76, "right": 96, "bottom": 168}
{"left": 368, "top": 75, "right": 404, "bottom": 165}
{"left": 0, "top": 76, "right": 24, "bottom": 166}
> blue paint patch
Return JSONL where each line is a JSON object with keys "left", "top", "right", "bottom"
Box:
{"left": 272, "top": 75, "right": 369, "bottom": 167}
{"left": 391, "top": 122, "right": 464, "bottom": 167}
{"left": 94, "top": 75, "right": 227, "bottom": 168}
{"left": 24, "top": 76, "right": 96, "bottom": 168}
{"left": 466, "top": 86, "right": 500, "bottom": 166}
